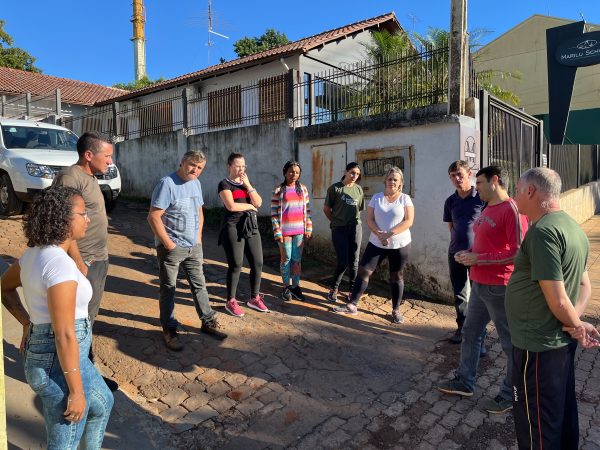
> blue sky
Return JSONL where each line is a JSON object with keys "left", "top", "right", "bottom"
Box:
{"left": 2, "top": 1, "right": 598, "bottom": 86}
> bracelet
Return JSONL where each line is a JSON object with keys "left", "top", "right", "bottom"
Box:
{"left": 63, "top": 368, "right": 79, "bottom": 374}
{"left": 247, "top": 189, "right": 256, "bottom": 194}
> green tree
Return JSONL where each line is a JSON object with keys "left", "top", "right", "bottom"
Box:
{"left": 233, "top": 28, "right": 289, "bottom": 57}
{"left": 112, "top": 75, "right": 165, "bottom": 91}
{"left": 412, "top": 27, "right": 521, "bottom": 106}
{"left": 0, "top": 20, "right": 41, "bottom": 72}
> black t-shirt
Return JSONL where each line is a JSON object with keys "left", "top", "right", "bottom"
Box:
{"left": 218, "top": 178, "right": 250, "bottom": 225}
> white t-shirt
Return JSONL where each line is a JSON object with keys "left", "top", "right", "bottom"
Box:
{"left": 368, "top": 192, "right": 413, "bottom": 249}
{"left": 19, "top": 246, "right": 92, "bottom": 324}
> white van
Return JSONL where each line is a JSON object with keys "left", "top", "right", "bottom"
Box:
{"left": 0, "top": 119, "right": 121, "bottom": 216}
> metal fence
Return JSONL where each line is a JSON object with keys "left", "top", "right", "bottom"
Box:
{"left": 61, "top": 104, "right": 115, "bottom": 139}
{"left": 547, "top": 143, "right": 599, "bottom": 192}
{"left": 294, "top": 46, "right": 449, "bottom": 126}
{"left": 187, "top": 73, "right": 290, "bottom": 134}
{"left": 1, "top": 91, "right": 64, "bottom": 121}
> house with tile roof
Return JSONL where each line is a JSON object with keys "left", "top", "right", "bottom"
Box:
{"left": 0, "top": 67, "right": 125, "bottom": 121}
{"left": 69, "top": 12, "right": 403, "bottom": 139}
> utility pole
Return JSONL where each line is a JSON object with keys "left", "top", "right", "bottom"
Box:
{"left": 132, "top": 0, "right": 147, "bottom": 80}
{"left": 448, "top": 0, "right": 468, "bottom": 115}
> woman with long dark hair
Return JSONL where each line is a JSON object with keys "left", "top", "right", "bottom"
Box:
{"left": 333, "top": 167, "right": 414, "bottom": 323}
{"left": 1, "top": 186, "right": 113, "bottom": 449}
{"left": 323, "top": 162, "right": 365, "bottom": 302}
{"left": 271, "top": 161, "right": 312, "bottom": 301}
{"left": 218, "top": 152, "right": 268, "bottom": 316}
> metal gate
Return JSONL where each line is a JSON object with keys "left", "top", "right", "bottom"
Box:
{"left": 480, "top": 91, "right": 544, "bottom": 194}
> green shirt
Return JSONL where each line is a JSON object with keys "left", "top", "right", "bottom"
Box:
{"left": 325, "top": 181, "right": 365, "bottom": 228}
{"left": 505, "top": 211, "right": 589, "bottom": 352}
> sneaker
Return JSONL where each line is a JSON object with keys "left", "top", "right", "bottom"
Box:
{"left": 163, "top": 329, "right": 183, "bottom": 351}
{"left": 449, "top": 328, "right": 462, "bottom": 344}
{"left": 247, "top": 294, "right": 269, "bottom": 313}
{"left": 437, "top": 378, "right": 473, "bottom": 397}
{"left": 392, "top": 309, "right": 404, "bottom": 324}
{"left": 326, "top": 289, "right": 338, "bottom": 302}
{"left": 102, "top": 376, "right": 119, "bottom": 392}
{"left": 483, "top": 395, "right": 513, "bottom": 414}
{"left": 281, "top": 286, "right": 292, "bottom": 302}
{"left": 333, "top": 303, "right": 358, "bottom": 315}
{"left": 225, "top": 298, "right": 245, "bottom": 317}
{"left": 201, "top": 318, "right": 228, "bottom": 340}
{"left": 290, "top": 285, "right": 306, "bottom": 302}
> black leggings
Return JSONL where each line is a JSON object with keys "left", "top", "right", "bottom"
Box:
{"left": 331, "top": 224, "right": 362, "bottom": 292}
{"left": 349, "top": 242, "right": 410, "bottom": 310}
{"left": 221, "top": 225, "right": 263, "bottom": 299}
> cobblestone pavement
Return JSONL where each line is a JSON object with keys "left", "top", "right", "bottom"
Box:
{"left": 2, "top": 203, "right": 599, "bottom": 449}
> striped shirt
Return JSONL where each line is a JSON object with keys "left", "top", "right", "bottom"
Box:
{"left": 280, "top": 187, "right": 305, "bottom": 236}
{"left": 470, "top": 198, "right": 529, "bottom": 286}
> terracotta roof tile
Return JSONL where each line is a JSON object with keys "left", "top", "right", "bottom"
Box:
{"left": 98, "top": 12, "right": 400, "bottom": 105}
{"left": 0, "top": 67, "right": 126, "bottom": 105}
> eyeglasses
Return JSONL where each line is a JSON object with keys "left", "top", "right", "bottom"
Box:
{"left": 73, "top": 211, "right": 89, "bottom": 220}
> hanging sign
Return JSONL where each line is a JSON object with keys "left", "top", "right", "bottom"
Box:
{"left": 556, "top": 31, "right": 600, "bottom": 67}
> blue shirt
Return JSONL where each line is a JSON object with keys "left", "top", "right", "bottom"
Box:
{"left": 150, "top": 172, "right": 204, "bottom": 248}
{"left": 443, "top": 187, "right": 485, "bottom": 254}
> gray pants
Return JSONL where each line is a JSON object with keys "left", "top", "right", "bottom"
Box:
{"left": 86, "top": 258, "right": 109, "bottom": 326}
{"left": 156, "top": 244, "right": 216, "bottom": 331}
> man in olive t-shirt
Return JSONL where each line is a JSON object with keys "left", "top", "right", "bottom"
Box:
{"left": 506, "top": 168, "right": 599, "bottom": 449}
{"left": 53, "top": 131, "right": 118, "bottom": 391}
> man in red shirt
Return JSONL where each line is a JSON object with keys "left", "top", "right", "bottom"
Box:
{"left": 437, "top": 166, "right": 528, "bottom": 414}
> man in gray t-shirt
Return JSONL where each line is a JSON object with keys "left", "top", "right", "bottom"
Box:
{"left": 148, "top": 150, "right": 226, "bottom": 351}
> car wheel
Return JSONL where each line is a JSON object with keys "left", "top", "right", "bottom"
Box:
{"left": 105, "top": 198, "right": 118, "bottom": 213}
{"left": 0, "top": 174, "right": 23, "bottom": 216}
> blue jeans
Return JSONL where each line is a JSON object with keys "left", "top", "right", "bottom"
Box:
{"left": 156, "top": 244, "right": 216, "bottom": 331}
{"left": 24, "top": 318, "right": 113, "bottom": 449}
{"left": 278, "top": 235, "right": 304, "bottom": 287}
{"left": 456, "top": 282, "right": 513, "bottom": 401}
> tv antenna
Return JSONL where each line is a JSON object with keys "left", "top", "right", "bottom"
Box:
{"left": 407, "top": 13, "right": 421, "bottom": 33}
{"left": 207, "top": 0, "right": 229, "bottom": 66}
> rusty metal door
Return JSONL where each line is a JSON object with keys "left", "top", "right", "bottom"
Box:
{"left": 311, "top": 142, "right": 347, "bottom": 198}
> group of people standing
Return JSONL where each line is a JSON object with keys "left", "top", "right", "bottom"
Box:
{"left": 439, "top": 161, "right": 599, "bottom": 449}
{"left": 1, "top": 128, "right": 598, "bottom": 449}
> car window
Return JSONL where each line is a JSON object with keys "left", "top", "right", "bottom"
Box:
{"left": 1, "top": 125, "right": 78, "bottom": 151}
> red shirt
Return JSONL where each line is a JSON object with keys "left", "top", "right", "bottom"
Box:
{"left": 470, "top": 198, "right": 528, "bottom": 286}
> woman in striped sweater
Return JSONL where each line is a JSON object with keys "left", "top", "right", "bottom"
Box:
{"left": 271, "top": 161, "right": 312, "bottom": 301}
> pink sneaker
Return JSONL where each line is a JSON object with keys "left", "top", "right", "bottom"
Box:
{"left": 225, "top": 298, "right": 245, "bottom": 317}
{"left": 247, "top": 294, "right": 269, "bottom": 313}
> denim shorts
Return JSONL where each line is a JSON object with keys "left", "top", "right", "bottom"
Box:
{"left": 25, "top": 318, "right": 113, "bottom": 449}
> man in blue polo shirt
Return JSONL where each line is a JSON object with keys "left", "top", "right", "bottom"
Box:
{"left": 443, "top": 160, "right": 485, "bottom": 343}
{"left": 148, "top": 150, "right": 227, "bottom": 351}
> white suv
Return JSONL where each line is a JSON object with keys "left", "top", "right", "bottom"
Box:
{"left": 0, "top": 119, "right": 121, "bottom": 216}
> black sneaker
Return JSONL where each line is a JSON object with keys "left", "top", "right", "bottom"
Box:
{"left": 449, "top": 328, "right": 462, "bottom": 344}
{"left": 103, "top": 376, "right": 119, "bottom": 392}
{"left": 281, "top": 286, "right": 292, "bottom": 301}
{"left": 201, "top": 319, "right": 228, "bottom": 340}
{"left": 290, "top": 285, "right": 306, "bottom": 301}
{"left": 163, "top": 329, "right": 183, "bottom": 351}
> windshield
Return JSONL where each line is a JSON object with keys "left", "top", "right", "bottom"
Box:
{"left": 1, "top": 125, "right": 78, "bottom": 151}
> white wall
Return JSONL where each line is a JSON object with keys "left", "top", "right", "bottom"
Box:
{"left": 297, "top": 116, "right": 476, "bottom": 299}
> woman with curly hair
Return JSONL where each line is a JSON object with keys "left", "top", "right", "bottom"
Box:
{"left": 271, "top": 161, "right": 312, "bottom": 301}
{"left": 1, "top": 186, "right": 113, "bottom": 449}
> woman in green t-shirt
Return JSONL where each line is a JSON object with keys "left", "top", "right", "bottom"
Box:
{"left": 323, "top": 162, "right": 365, "bottom": 302}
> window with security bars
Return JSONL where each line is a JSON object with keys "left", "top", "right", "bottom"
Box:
{"left": 208, "top": 86, "right": 242, "bottom": 128}
{"left": 259, "top": 75, "right": 287, "bottom": 123}
{"left": 363, "top": 157, "right": 404, "bottom": 177}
